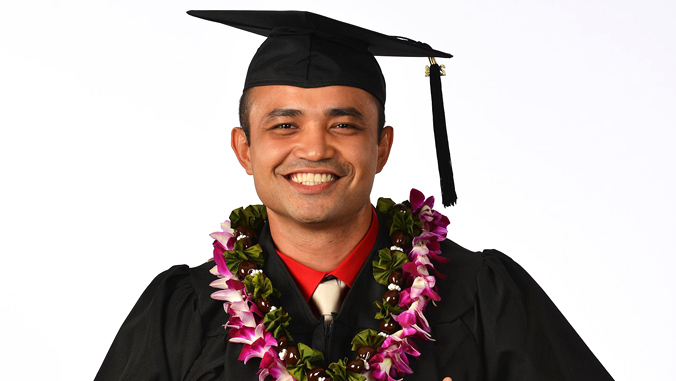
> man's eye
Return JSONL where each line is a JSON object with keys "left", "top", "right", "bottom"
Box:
{"left": 334, "top": 123, "right": 355, "bottom": 129}
{"left": 274, "top": 123, "right": 294, "bottom": 129}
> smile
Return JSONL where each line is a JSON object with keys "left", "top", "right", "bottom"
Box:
{"left": 288, "top": 173, "right": 337, "bottom": 186}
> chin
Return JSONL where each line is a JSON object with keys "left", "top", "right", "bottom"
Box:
{"left": 262, "top": 189, "right": 371, "bottom": 226}
{"left": 286, "top": 204, "right": 339, "bottom": 225}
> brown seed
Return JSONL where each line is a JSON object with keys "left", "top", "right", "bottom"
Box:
{"left": 274, "top": 335, "right": 289, "bottom": 351}
{"left": 237, "top": 260, "right": 257, "bottom": 279}
{"left": 239, "top": 236, "right": 254, "bottom": 249}
{"left": 234, "top": 225, "right": 256, "bottom": 239}
{"left": 388, "top": 271, "right": 404, "bottom": 287}
{"left": 307, "top": 367, "right": 328, "bottom": 381}
{"left": 390, "top": 231, "right": 410, "bottom": 248}
{"left": 392, "top": 203, "right": 408, "bottom": 214}
{"left": 256, "top": 297, "right": 272, "bottom": 314}
{"left": 379, "top": 319, "right": 399, "bottom": 335}
{"left": 383, "top": 289, "right": 400, "bottom": 306}
{"left": 285, "top": 346, "right": 300, "bottom": 366}
{"left": 357, "top": 345, "right": 376, "bottom": 361}
{"left": 347, "top": 358, "right": 365, "bottom": 373}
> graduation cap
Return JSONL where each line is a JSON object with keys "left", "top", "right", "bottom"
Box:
{"left": 187, "top": 10, "right": 457, "bottom": 206}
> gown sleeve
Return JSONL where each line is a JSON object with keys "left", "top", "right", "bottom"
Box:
{"left": 476, "top": 249, "right": 614, "bottom": 381}
{"left": 95, "top": 265, "right": 205, "bottom": 381}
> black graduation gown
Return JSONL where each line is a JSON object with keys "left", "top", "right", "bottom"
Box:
{"left": 95, "top": 212, "right": 614, "bottom": 380}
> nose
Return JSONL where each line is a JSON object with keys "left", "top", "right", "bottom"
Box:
{"left": 293, "top": 124, "right": 335, "bottom": 161}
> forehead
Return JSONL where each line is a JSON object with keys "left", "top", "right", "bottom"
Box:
{"left": 246, "top": 85, "right": 379, "bottom": 118}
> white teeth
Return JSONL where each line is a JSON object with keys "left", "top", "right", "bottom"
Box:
{"left": 289, "top": 172, "right": 337, "bottom": 186}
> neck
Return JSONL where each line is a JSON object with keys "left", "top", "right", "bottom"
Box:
{"left": 267, "top": 204, "right": 373, "bottom": 272}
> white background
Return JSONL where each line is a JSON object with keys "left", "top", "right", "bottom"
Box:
{"left": 1, "top": 1, "right": 674, "bottom": 379}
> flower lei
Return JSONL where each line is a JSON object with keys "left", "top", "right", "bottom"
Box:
{"left": 209, "top": 189, "right": 450, "bottom": 381}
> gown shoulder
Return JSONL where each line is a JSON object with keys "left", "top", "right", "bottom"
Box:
{"left": 95, "top": 263, "right": 228, "bottom": 381}
{"left": 458, "top": 246, "right": 614, "bottom": 380}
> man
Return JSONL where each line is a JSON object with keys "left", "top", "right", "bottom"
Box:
{"left": 96, "top": 10, "right": 614, "bottom": 381}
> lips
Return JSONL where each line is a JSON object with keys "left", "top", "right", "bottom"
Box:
{"left": 288, "top": 172, "right": 337, "bottom": 186}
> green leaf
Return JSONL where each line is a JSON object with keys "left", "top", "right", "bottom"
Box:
{"left": 374, "top": 299, "right": 404, "bottom": 321}
{"left": 242, "top": 243, "right": 264, "bottom": 264}
{"left": 297, "top": 342, "right": 324, "bottom": 366}
{"left": 263, "top": 308, "right": 293, "bottom": 341}
{"left": 390, "top": 209, "right": 421, "bottom": 237}
{"left": 350, "top": 329, "right": 386, "bottom": 351}
{"left": 229, "top": 207, "right": 247, "bottom": 230}
{"left": 223, "top": 244, "right": 248, "bottom": 276}
{"left": 374, "top": 300, "right": 384, "bottom": 319}
{"left": 326, "top": 359, "right": 348, "bottom": 381}
{"left": 376, "top": 197, "right": 395, "bottom": 214}
{"left": 223, "top": 241, "right": 264, "bottom": 277}
{"left": 287, "top": 342, "right": 324, "bottom": 380}
{"left": 242, "top": 272, "right": 278, "bottom": 300}
{"left": 376, "top": 198, "right": 421, "bottom": 234}
{"left": 326, "top": 358, "right": 367, "bottom": 381}
{"left": 245, "top": 204, "right": 267, "bottom": 230}
{"left": 229, "top": 204, "right": 267, "bottom": 232}
{"left": 372, "top": 248, "right": 409, "bottom": 286}
{"left": 286, "top": 366, "right": 307, "bottom": 381}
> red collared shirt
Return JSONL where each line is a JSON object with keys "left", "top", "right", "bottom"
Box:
{"left": 276, "top": 208, "right": 379, "bottom": 302}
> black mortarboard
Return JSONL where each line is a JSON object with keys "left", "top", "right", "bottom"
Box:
{"left": 188, "top": 10, "right": 458, "bottom": 206}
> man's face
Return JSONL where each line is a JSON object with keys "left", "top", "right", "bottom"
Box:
{"left": 232, "top": 85, "right": 393, "bottom": 227}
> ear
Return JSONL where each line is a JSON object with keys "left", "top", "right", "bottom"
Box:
{"left": 231, "top": 127, "right": 253, "bottom": 175}
{"left": 376, "top": 126, "right": 394, "bottom": 173}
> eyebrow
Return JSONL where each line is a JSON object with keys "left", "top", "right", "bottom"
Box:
{"left": 265, "top": 108, "right": 303, "bottom": 119}
{"left": 264, "top": 106, "right": 365, "bottom": 121}
{"left": 326, "top": 107, "right": 365, "bottom": 121}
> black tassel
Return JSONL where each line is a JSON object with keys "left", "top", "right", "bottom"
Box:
{"left": 428, "top": 63, "right": 457, "bottom": 207}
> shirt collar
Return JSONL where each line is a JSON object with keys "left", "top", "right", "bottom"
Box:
{"left": 276, "top": 207, "right": 380, "bottom": 302}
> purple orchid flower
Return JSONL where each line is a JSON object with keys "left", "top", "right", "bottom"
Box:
{"left": 419, "top": 209, "right": 449, "bottom": 240}
{"left": 233, "top": 323, "right": 278, "bottom": 364}
{"left": 400, "top": 263, "right": 440, "bottom": 302}
{"left": 409, "top": 189, "right": 433, "bottom": 214}
{"left": 425, "top": 215, "right": 450, "bottom": 240}
{"left": 211, "top": 279, "right": 247, "bottom": 303}
{"left": 370, "top": 324, "right": 434, "bottom": 381}
{"left": 410, "top": 275, "right": 441, "bottom": 301}
{"left": 210, "top": 220, "right": 237, "bottom": 280}
{"left": 393, "top": 300, "right": 431, "bottom": 333}
{"left": 210, "top": 220, "right": 236, "bottom": 251}
{"left": 397, "top": 325, "right": 433, "bottom": 343}
{"left": 409, "top": 250, "right": 433, "bottom": 268}
{"left": 409, "top": 189, "right": 450, "bottom": 242}
{"left": 224, "top": 301, "right": 257, "bottom": 331}
{"left": 211, "top": 288, "right": 246, "bottom": 304}
{"left": 209, "top": 276, "right": 243, "bottom": 290}
{"left": 209, "top": 277, "right": 229, "bottom": 290}
{"left": 211, "top": 240, "right": 236, "bottom": 280}
{"left": 369, "top": 334, "right": 420, "bottom": 381}
{"left": 369, "top": 357, "right": 400, "bottom": 381}
{"left": 408, "top": 240, "right": 448, "bottom": 280}
{"left": 398, "top": 288, "right": 413, "bottom": 308}
{"left": 412, "top": 233, "right": 441, "bottom": 253}
{"left": 370, "top": 356, "right": 408, "bottom": 381}
{"left": 258, "top": 351, "right": 295, "bottom": 381}
{"left": 402, "top": 262, "right": 429, "bottom": 278}
{"left": 412, "top": 233, "right": 450, "bottom": 267}
{"left": 383, "top": 331, "right": 427, "bottom": 356}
